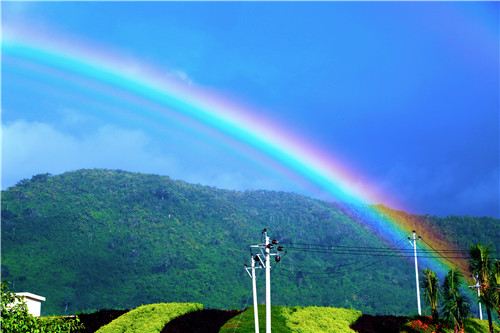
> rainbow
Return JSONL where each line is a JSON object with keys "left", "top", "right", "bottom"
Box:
{"left": 2, "top": 33, "right": 466, "bottom": 277}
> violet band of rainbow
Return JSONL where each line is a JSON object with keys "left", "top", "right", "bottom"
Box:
{"left": 2, "top": 37, "right": 463, "bottom": 276}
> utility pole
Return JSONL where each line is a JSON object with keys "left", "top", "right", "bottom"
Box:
{"left": 245, "top": 255, "right": 261, "bottom": 333}
{"left": 469, "top": 274, "right": 483, "bottom": 320}
{"left": 409, "top": 230, "right": 422, "bottom": 316}
{"left": 248, "top": 228, "right": 283, "bottom": 333}
{"left": 264, "top": 230, "right": 271, "bottom": 333}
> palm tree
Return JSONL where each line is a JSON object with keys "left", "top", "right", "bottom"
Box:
{"left": 442, "top": 268, "right": 469, "bottom": 333}
{"left": 469, "top": 244, "right": 497, "bottom": 333}
{"left": 495, "top": 260, "right": 500, "bottom": 318}
{"left": 422, "top": 268, "right": 440, "bottom": 322}
{"left": 469, "top": 244, "right": 491, "bottom": 288}
{"left": 495, "top": 260, "right": 500, "bottom": 286}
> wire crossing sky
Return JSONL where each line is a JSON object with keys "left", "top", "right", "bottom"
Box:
{"left": 2, "top": 2, "right": 499, "bottom": 219}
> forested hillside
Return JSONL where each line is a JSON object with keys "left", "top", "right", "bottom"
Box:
{"left": 1, "top": 169, "right": 498, "bottom": 315}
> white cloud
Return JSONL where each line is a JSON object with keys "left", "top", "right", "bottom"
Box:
{"left": 1, "top": 120, "right": 179, "bottom": 188}
{"left": 171, "top": 70, "right": 193, "bottom": 86}
{"left": 1, "top": 120, "right": 294, "bottom": 193}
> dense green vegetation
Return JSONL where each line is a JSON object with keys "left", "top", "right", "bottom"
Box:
{"left": 416, "top": 245, "right": 499, "bottom": 333}
{"left": 0, "top": 282, "right": 82, "bottom": 333}
{"left": 221, "top": 305, "right": 496, "bottom": 333}
{"left": 282, "top": 306, "right": 361, "bottom": 333}
{"left": 2, "top": 169, "right": 498, "bottom": 315}
{"left": 220, "top": 305, "right": 361, "bottom": 333}
{"left": 219, "top": 305, "right": 288, "bottom": 333}
{"left": 462, "top": 318, "right": 500, "bottom": 333}
{"left": 95, "top": 303, "right": 202, "bottom": 333}
{"left": 402, "top": 317, "right": 499, "bottom": 333}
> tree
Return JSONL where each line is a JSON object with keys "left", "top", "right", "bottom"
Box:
{"left": 0, "top": 281, "right": 39, "bottom": 333}
{"left": 495, "top": 260, "right": 500, "bottom": 318}
{"left": 422, "top": 268, "right": 440, "bottom": 322}
{"left": 469, "top": 244, "right": 498, "bottom": 333}
{"left": 0, "top": 281, "right": 82, "bottom": 333}
{"left": 441, "top": 269, "right": 469, "bottom": 333}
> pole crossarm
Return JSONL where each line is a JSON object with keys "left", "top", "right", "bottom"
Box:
{"left": 246, "top": 228, "right": 284, "bottom": 333}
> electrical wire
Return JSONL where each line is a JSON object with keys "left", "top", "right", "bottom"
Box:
{"left": 282, "top": 247, "right": 479, "bottom": 259}
{"left": 280, "top": 240, "right": 497, "bottom": 260}
{"left": 282, "top": 242, "right": 470, "bottom": 253}
{"left": 245, "top": 235, "right": 498, "bottom": 282}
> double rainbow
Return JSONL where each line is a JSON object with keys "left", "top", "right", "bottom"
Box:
{"left": 2, "top": 33, "right": 466, "bottom": 276}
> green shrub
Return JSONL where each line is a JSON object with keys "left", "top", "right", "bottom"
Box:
{"left": 282, "top": 306, "right": 361, "bottom": 333}
{"left": 220, "top": 305, "right": 361, "bottom": 333}
{"left": 0, "top": 281, "right": 81, "bottom": 333}
{"left": 219, "top": 305, "right": 289, "bottom": 333}
{"left": 38, "top": 316, "right": 82, "bottom": 333}
{"left": 96, "top": 302, "right": 202, "bottom": 333}
{"left": 463, "top": 318, "right": 500, "bottom": 333}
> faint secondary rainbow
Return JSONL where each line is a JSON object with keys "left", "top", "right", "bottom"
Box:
{"left": 2, "top": 34, "right": 465, "bottom": 275}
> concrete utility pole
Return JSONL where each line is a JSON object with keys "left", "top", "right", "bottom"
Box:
{"left": 469, "top": 274, "right": 483, "bottom": 320}
{"left": 251, "top": 256, "right": 260, "bottom": 333}
{"left": 410, "top": 230, "right": 422, "bottom": 316}
{"left": 248, "top": 229, "right": 283, "bottom": 333}
{"left": 264, "top": 230, "right": 271, "bottom": 333}
{"left": 245, "top": 255, "right": 261, "bottom": 333}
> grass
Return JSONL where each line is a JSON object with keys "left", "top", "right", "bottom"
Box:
{"left": 95, "top": 302, "right": 202, "bottom": 333}
{"left": 219, "top": 305, "right": 361, "bottom": 333}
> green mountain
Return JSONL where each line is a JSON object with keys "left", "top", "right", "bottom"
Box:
{"left": 1, "top": 169, "right": 498, "bottom": 315}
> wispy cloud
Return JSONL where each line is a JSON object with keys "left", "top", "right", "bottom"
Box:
{"left": 1, "top": 119, "right": 290, "bottom": 193}
{"left": 171, "top": 70, "right": 193, "bottom": 86}
{"left": 1, "top": 120, "right": 178, "bottom": 188}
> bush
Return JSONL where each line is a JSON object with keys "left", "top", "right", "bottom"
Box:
{"left": 38, "top": 316, "right": 82, "bottom": 333}
{"left": 282, "top": 306, "right": 362, "bottom": 333}
{"left": 401, "top": 317, "right": 500, "bottom": 333}
{"left": 219, "top": 305, "right": 289, "bottom": 333}
{"left": 96, "top": 302, "right": 202, "bottom": 333}
{"left": 0, "top": 281, "right": 81, "bottom": 333}
{"left": 220, "top": 305, "right": 362, "bottom": 333}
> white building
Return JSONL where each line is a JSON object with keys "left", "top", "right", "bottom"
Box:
{"left": 15, "top": 292, "right": 46, "bottom": 317}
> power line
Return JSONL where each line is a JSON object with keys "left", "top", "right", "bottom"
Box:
{"left": 419, "top": 237, "right": 469, "bottom": 267}
{"left": 282, "top": 247, "right": 479, "bottom": 259}
{"left": 282, "top": 241, "right": 499, "bottom": 253}
{"left": 282, "top": 242, "right": 472, "bottom": 253}
{"left": 278, "top": 259, "right": 384, "bottom": 280}
{"left": 281, "top": 243, "right": 498, "bottom": 259}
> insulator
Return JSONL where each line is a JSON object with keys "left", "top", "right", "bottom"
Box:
{"left": 275, "top": 255, "right": 281, "bottom": 263}
{"left": 277, "top": 246, "right": 284, "bottom": 251}
{"left": 272, "top": 239, "right": 279, "bottom": 244}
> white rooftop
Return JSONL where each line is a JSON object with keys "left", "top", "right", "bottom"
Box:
{"left": 15, "top": 292, "right": 46, "bottom": 302}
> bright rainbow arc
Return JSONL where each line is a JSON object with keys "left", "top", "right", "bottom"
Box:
{"left": 2, "top": 36, "right": 465, "bottom": 276}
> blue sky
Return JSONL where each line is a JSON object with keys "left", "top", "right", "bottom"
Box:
{"left": 2, "top": 2, "right": 499, "bottom": 217}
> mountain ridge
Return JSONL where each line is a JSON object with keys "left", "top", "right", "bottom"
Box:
{"left": 2, "top": 169, "right": 498, "bottom": 315}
